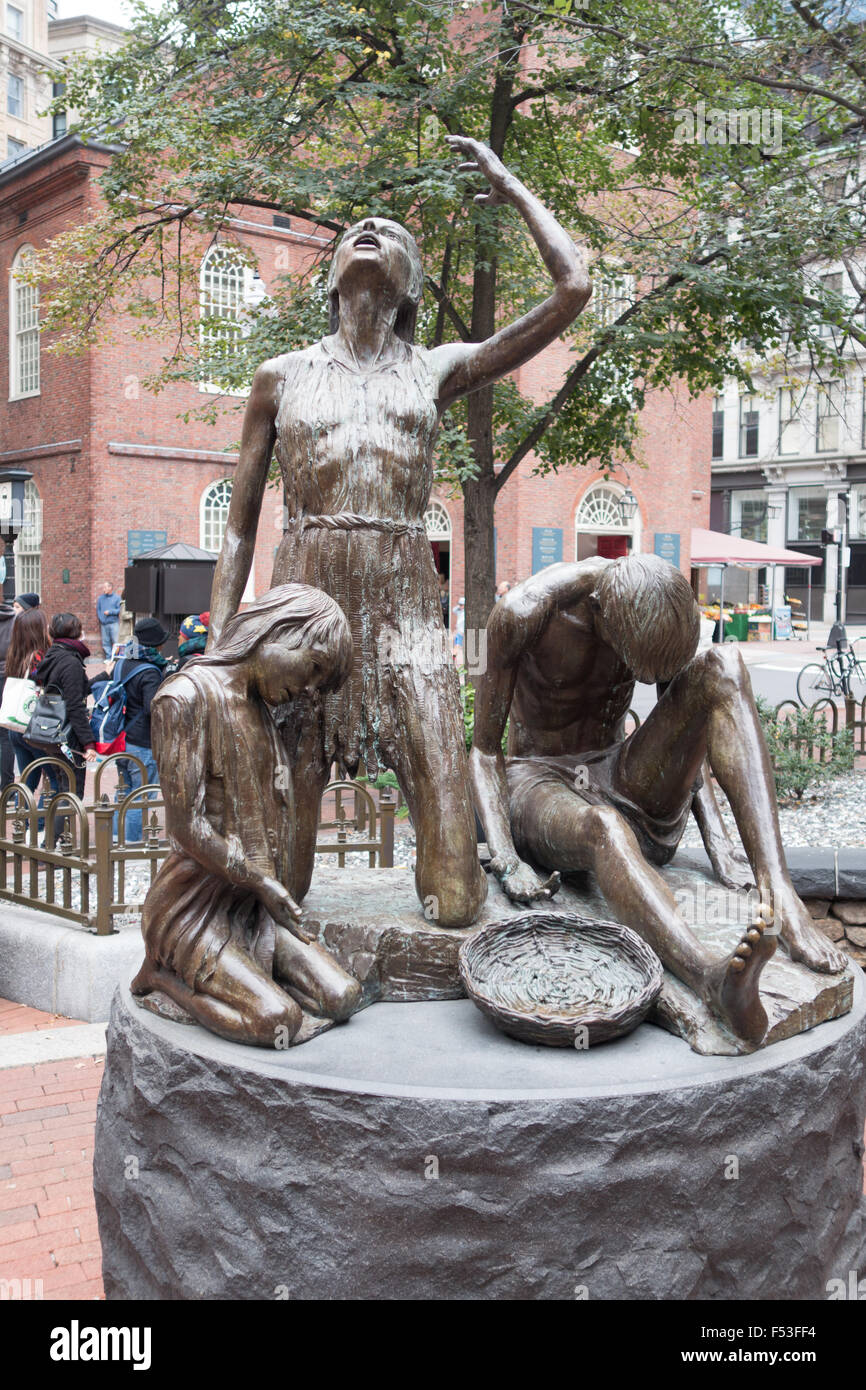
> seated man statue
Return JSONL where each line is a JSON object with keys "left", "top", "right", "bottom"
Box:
{"left": 470, "top": 554, "right": 846, "bottom": 1045}
{"left": 132, "top": 583, "right": 361, "bottom": 1047}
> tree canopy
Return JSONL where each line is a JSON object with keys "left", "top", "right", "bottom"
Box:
{"left": 33, "top": 0, "right": 866, "bottom": 621}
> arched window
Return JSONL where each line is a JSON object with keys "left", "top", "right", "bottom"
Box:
{"left": 200, "top": 478, "right": 233, "bottom": 554}
{"left": 199, "top": 244, "right": 262, "bottom": 393}
{"left": 424, "top": 501, "right": 452, "bottom": 541}
{"left": 14, "top": 479, "right": 42, "bottom": 595}
{"left": 575, "top": 485, "right": 630, "bottom": 531}
{"left": 574, "top": 481, "right": 641, "bottom": 562}
{"left": 9, "top": 247, "right": 39, "bottom": 399}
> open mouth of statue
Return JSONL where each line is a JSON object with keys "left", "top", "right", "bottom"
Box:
{"left": 354, "top": 234, "right": 381, "bottom": 250}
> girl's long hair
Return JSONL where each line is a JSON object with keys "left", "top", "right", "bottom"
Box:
{"left": 6, "top": 607, "right": 50, "bottom": 680}
{"left": 186, "top": 584, "right": 353, "bottom": 692}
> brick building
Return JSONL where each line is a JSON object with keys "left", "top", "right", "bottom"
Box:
{"left": 1, "top": 130, "right": 711, "bottom": 649}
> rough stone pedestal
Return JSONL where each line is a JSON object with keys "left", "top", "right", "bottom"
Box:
{"left": 95, "top": 970, "right": 866, "bottom": 1301}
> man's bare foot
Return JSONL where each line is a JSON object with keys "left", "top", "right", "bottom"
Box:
{"left": 773, "top": 886, "right": 848, "bottom": 973}
{"left": 704, "top": 916, "right": 777, "bottom": 1043}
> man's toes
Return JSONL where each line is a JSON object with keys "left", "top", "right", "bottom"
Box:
{"left": 746, "top": 928, "right": 762, "bottom": 943}
{"left": 734, "top": 942, "right": 752, "bottom": 959}
{"left": 730, "top": 957, "right": 745, "bottom": 972}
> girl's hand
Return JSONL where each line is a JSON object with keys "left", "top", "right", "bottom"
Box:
{"left": 447, "top": 135, "right": 515, "bottom": 208}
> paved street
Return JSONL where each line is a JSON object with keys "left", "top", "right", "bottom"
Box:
{"left": 631, "top": 623, "right": 866, "bottom": 720}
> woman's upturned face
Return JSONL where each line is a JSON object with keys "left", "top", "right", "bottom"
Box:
{"left": 331, "top": 218, "right": 418, "bottom": 302}
{"left": 252, "top": 641, "right": 333, "bottom": 706}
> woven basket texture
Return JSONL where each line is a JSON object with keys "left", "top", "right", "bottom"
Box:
{"left": 458, "top": 911, "right": 664, "bottom": 1047}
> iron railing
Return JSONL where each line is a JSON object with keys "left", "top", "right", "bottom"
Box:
{"left": 0, "top": 753, "right": 396, "bottom": 935}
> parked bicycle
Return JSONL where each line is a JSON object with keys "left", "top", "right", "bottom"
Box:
{"left": 796, "top": 624, "right": 866, "bottom": 705}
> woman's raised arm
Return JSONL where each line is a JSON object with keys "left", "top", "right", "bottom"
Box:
{"left": 430, "top": 138, "right": 591, "bottom": 409}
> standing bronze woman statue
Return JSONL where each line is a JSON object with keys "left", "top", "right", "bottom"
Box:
{"left": 208, "top": 137, "right": 592, "bottom": 927}
{"left": 131, "top": 584, "right": 361, "bottom": 1047}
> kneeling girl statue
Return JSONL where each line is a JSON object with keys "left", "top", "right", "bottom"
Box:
{"left": 131, "top": 584, "right": 361, "bottom": 1046}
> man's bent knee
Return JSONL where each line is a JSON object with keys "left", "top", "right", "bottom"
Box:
{"left": 688, "top": 643, "right": 747, "bottom": 695}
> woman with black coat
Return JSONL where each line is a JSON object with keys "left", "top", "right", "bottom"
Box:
{"left": 33, "top": 613, "right": 97, "bottom": 799}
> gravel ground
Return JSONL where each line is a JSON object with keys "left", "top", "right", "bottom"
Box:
{"left": 679, "top": 771, "right": 866, "bottom": 849}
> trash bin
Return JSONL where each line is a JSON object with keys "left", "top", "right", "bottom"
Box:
{"left": 723, "top": 612, "right": 749, "bottom": 642}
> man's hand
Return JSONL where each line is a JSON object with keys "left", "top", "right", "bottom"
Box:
{"left": 490, "top": 855, "right": 561, "bottom": 905}
{"left": 708, "top": 838, "right": 755, "bottom": 893}
{"left": 447, "top": 135, "right": 516, "bottom": 208}
{"left": 258, "top": 877, "right": 314, "bottom": 943}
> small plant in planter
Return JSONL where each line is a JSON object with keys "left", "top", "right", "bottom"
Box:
{"left": 755, "top": 697, "right": 854, "bottom": 802}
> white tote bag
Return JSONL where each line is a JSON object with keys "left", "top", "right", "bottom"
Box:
{"left": 0, "top": 676, "right": 39, "bottom": 732}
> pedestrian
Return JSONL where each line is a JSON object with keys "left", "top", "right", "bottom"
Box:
{"left": 96, "top": 581, "right": 122, "bottom": 658}
{"left": 0, "top": 594, "right": 19, "bottom": 789}
{"left": 32, "top": 613, "right": 98, "bottom": 800}
{"left": 453, "top": 595, "right": 466, "bottom": 665}
{"left": 12, "top": 592, "right": 40, "bottom": 615}
{"left": 107, "top": 617, "right": 170, "bottom": 842}
{"left": 438, "top": 574, "right": 449, "bottom": 628}
{"left": 174, "top": 612, "right": 210, "bottom": 671}
{"left": 4, "top": 606, "right": 53, "bottom": 796}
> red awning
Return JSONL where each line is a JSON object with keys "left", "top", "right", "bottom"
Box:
{"left": 690, "top": 527, "right": 821, "bottom": 568}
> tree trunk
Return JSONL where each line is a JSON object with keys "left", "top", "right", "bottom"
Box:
{"left": 462, "top": 383, "right": 498, "bottom": 661}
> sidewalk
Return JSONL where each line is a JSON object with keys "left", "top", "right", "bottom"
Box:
{"left": 0, "top": 999, "right": 105, "bottom": 1301}
{"left": 719, "top": 621, "right": 866, "bottom": 667}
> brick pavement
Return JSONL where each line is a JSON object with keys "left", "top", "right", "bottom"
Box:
{"left": 0, "top": 1002, "right": 104, "bottom": 1302}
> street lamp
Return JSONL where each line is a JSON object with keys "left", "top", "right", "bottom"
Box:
{"left": 0, "top": 469, "right": 33, "bottom": 603}
{"left": 618, "top": 486, "right": 639, "bottom": 524}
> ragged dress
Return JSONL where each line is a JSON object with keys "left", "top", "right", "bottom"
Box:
{"left": 133, "top": 663, "right": 293, "bottom": 994}
{"left": 270, "top": 338, "right": 461, "bottom": 780}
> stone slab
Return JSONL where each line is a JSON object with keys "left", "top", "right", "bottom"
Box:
{"left": 674, "top": 846, "right": 866, "bottom": 900}
{"left": 301, "top": 866, "right": 854, "bottom": 1056}
{"left": 0, "top": 1023, "right": 107, "bottom": 1070}
{"left": 0, "top": 903, "right": 144, "bottom": 1023}
{"left": 94, "top": 971, "right": 866, "bottom": 1300}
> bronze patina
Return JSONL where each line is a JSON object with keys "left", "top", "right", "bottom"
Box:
{"left": 469, "top": 554, "right": 848, "bottom": 1046}
{"left": 208, "top": 137, "right": 592, "bottom": 927}
{"left": 131, "top": 584, "right": 361, "bottom": 1046}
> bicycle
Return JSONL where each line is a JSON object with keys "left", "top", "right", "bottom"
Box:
{"left": 796, "top": 624, "right": 866, "bottom": 705}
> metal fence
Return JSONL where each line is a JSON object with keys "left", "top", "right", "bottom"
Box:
{"left": 0, "top": 753, "right": 396, "bottom": 936}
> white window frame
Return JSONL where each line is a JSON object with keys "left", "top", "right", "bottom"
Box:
{"left": 777, "top": 387, "right": 801, "bottom": 456}
{"left": 6, "top": 4, "right": 23, "bottom": 43}
{"left": 738, "top": 393, "right": 759, "bottom": 457}
{"left": 199, "top": 245, "right": 261, "bottom": 396}
{"left": 7, "top": 71, "right": 23, "bottom": 118}
{"left": 9, "top": 246, "right": 40, "bottom": 400}
{"left": 13, "top": 479, "right": 41, "bottom": 595}
{"left": 200, "top": 477, "right": 255, "bottom": 598}
{"left": 816, "top": 380, "right": 844, "bottom": 453}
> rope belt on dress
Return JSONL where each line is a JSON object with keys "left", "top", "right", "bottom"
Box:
{"left": 287, "top": 513, "right": 426, "bottom": 536}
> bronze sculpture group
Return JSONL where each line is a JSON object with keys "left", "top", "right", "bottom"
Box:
{"left": 133, "top": 138, "right": 846, "bottom": 1051}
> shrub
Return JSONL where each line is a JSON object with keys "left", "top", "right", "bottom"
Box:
{"left": 755, "top": 697, "right": 854, "bottom": 801}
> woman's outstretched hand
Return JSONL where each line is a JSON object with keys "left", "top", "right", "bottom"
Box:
{"left": 259, "top": 877, "right": 314, "bottom": 943}
{"left": 447, "top": 135, "right": 515, "bottom": 208}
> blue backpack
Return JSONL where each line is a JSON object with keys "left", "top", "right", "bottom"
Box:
{"left": 90, "top": 658, "right": 135, "bottom": 755}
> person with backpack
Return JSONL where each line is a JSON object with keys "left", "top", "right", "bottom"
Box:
{"left": 0, "top": 596, "right": 17, "bottom": 789}
{"left": 32, "top": 613, "right": 97, "bottom": 799}
{"left": 94, "top": 617, "right": 169, "bottom": 841}
{"left": 4, "top": 607, "right": 52, "bottom": 795}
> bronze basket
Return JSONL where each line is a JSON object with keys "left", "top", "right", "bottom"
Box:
{"left": 458, "top": 912, "right": 664, "bottom": 1048}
